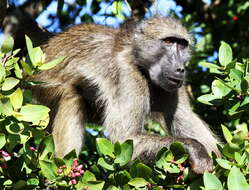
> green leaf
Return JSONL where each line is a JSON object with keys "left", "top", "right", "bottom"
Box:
{"left": 86, "top": 181, "right": 105, "bottom": 190}
{"left": 0, "top": 133, "right": 6, "bottom": 149}
{"left": 221, "top": 125, "right": 233, "bottom": 143}
{"left": 229, "top": 69, "right": 243, "bottom": 81}
{"left": 1, "top": 77, "right": 20, "bottom": 91}
{"left": 17, "top": 104, "right": 50, "bottom": 123}
{"left": 203, "top": 172, "right": 223, "bottom": 190}
{"left": 6, "top": 122, "right": 24, "bottom": 134}
{"left": 27, "top": 178, "right": 39, "bottom": 186}
{"left": 30, "top": 47, "right": 44, "bottom": 66}
{"left": 197, "top": 94, "right": 220, "bottom": 105}
{"left": 25, "top": 35, "right": 45, "bottom": 66}
{"left": 0, "top": 64, "right": 6, "bottom": 83}
{"left": 170, "top": 141, "right": 186, "bottom": 156}
{"left": 25, "top": 35, "right": 33, "bottom": 59}
{"left": 130, "top": 163, "right": 152, "bottom": 180}
{"left": 107, "top": 186, "right": 120, "bottom": 190}
{"left": 113, "top": 0, "right": 124, "bottom": 19}
{"left": 96, "top": 138, "right": 115, "bottom": 158}
{"left": 39, "top": 135, "right": 55, "bottom": 160}
{"left": 0, "top": 97, "right": 13, "bottom": 116}
{"left": 211, "top": 79, "right": 232, "bottom": 98}
{"left": 216, "top": 158, "right": 231, "bottom": 170}
{"left": 39, "top": 56, "right": 65, "bottom": 70}
{"left": 14, "top": 63, "right": 22, "bottom": 79}
{"left": 82, "top": 171, "right": 96, "bottom": 183}
{"left": 219, "top": 41, "right": 233, "bottom": 66}
{"left": 227, "top": 166, "right": 249, "bottom": 190}
{"left": 39, "top": 160, "right": 57, "bottom": 181}
{"left": 227, "top": 100, "right": 241, "bottom": 116}
{"left": 234, "top": 152, "right": 243, "bottom": 165}
{"left": 128, "top": 178, "right": 148, "bottom": 188}
{"left": 13, "top": 180, "right": 27, "bottom": 189}
{"left": 1, "top": 35, "right": 14, "bottom": 53}
{"left": 97, "top": 157, "right": 114, "bottom": 171}
{"left": 20, "top": 60, "right": 33, "bottom": 75}
{"left": 114, "top": 140, "right": 133, "bottom": 166}
{"left": 199, "top": 61, "right": 222, "bottom": 69}
{"left": 9, "top": 88, "right": 23, "bottom": 110}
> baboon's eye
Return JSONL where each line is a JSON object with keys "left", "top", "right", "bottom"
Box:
{"left": 162, "top": 37, "right": 189, "bottom": 49}
{"left": 162, "top": 37, "right": 176, "bottom": 45}
{"left": 178, "top": 39, "right": 189, "bottom": 49}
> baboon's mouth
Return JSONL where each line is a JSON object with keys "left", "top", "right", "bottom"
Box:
{"left": 168, "top": 77, "right": 183, "bottom": 87}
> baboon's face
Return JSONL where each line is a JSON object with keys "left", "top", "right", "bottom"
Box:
{"left": 133, "top": 17, "right": 192, "bottom": 92}
{"left": 134, "top": 35, "right": 191, "bottom": 92}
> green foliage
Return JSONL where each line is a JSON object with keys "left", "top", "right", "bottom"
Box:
{"left": 1, "top": 1, "right": 249, "bottom": 189}
{"left": 0, "top": 35, "right": 66, "bottom": 189}
{"left": 198, "top": 42, "right": 249, "bottom": 117}
{"left": 196, "top": 42, "right": 249, "bottom": 190}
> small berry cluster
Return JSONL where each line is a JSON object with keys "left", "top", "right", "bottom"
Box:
{"left": 170, "top": 159, "right": 186, "bottom": 184}
{"left": 57, "top": 159, "right": 85, "bottom": 186}
{"left": 0, "top": 150, "right": 11, "bottom": 169}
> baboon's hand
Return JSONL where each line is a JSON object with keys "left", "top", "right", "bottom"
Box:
{"left": 180, "top": 138, "right": 213, "bottom": 174}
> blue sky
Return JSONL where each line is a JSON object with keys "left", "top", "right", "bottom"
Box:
{"left": 36, "top": 0, "right": 182, "bottom": 31}
{"left": 1, "top": 0, "right": 180, "bottom": 44}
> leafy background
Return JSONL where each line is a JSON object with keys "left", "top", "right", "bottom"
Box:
{"left": 0, "top": 0, "right": 249, "bottom": 189}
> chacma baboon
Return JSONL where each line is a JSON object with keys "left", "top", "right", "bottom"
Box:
{"left": 28, "top": 16, "right": 220, "bottom": 174}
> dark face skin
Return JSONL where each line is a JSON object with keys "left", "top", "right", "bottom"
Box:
{"left": 134, "top": 36, "right": 190, "bottom": 92}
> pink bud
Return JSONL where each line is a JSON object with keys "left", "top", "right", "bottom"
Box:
{"left": 80, "top": 170, "right": 85, "bottom": 174}
{"left": 69, "top": 179, "right": 77, "bottom": 185}
{"left": 176, "top": 175, "right": 184, "bottom": 183}
{"left": 170, "top": 159, "right": 176, "bottom": 164}
{"left": 76, "top": 164, "right": 83, "bottom": 171}
{"left": 57, "top": 168, "right": 63, "bottom": 174}
{"left": 75, "top": 172, "right": 81, "bottom": 177}
{"left": 72, "top": 159, "right": 78, "bottom": 167}
{"left": 147, "top": 183, "right": 152, "bottom": 189}
{"left": 1, "top": 151, "right": 10, "bottom": 157}
{"left": 178, "top": 164, "right": 185, "bottom": 172}
{"left": 1, "top": 151, "right": 11, "bottom": 161}
{"left": 29, "top": 146, "right": 37, "bottom": 151}
{"left": 70, "top": 171, "right": 76, "bottom": 178}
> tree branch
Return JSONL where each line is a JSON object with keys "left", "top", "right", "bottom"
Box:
{"left": 127, "top": 0, "right": 154, "bottom": 20}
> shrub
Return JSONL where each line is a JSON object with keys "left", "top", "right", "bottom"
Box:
{"left": 0, "top": 36, "right": 248, "bottom": 189}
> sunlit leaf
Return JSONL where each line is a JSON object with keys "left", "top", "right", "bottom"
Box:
{"left": 203, "top": 172, "right": 223, "bottom": 190}
{"left": 1, "top": 77, "right": 20, "bottom": 91}
{"left": 0, "top": 64, "right": 6, "bottom": 83}
{"left": 1, "top": 35, "right": 14, "bottom": 53}
{"left": 39, "top": 56, "right": 65, "bottom": 70}
{"left": 227, "top": 166, "right": 249, "bottom": 190}
{"left": 96, "top": 138, "right": 115, "bottom": 158}
{"left": 9, "top": 88, "right": 23, "bottom": 110}
{"left": 211, "top": 79, "right": 232, "bottom": 98}
{"left": 221, "top": 124, "right": 233, "bottom": 143}
{"left": 199, "top": 61, "right": 222, "bottom": 69}
{"left": 216, "top": 158, "right": 231, "bottom": 170}
{"left": 17, "top": 104, "right": 50, "bottom": 123}
{"left": 0, "top": 98, "right": 13, "bottom": 116}
{"left": 97, "top": 157, "right": 114, "bottom": 171}
{"left": 0, "top": 133, "right": 6, "bottom": 149}
{"left": 114, "top": 140, "right": 133, "bottom": 166}
{"left": 219, "top": 41, "right": 233, "bottom": 66}
{"left": 128, "top": 178, "right": 148, "bottom": 188}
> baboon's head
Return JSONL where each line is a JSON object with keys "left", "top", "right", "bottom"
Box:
{"left": 133, "top": 16, "right": 193, "bottom": 91}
